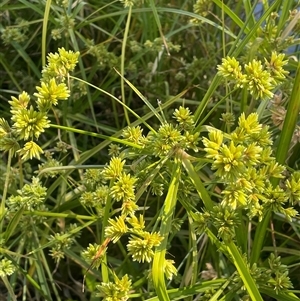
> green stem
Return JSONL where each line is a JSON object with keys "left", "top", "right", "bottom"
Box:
{"left": 50, "top": 124, "right": 142, "bottom": 149}
{"left": 23, "top": 211, "right": 96, "bottom": 220}
{"left": 42, "top": 0, "right": 51, "bottom": 66}
{"left": 0, "top": 149, "right": 12, "bottom": 230}
{"left": 101, "top": 180, "right": 114, "bottom": 282}
{"left": 121, "top": 6, "right": 132, "bottom": 125}
{"left": 2, "top": 276, "right": 17, "bottom": 301}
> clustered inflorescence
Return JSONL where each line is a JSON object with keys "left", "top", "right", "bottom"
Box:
{"left": 0, "top": 48, "right": 79, "bottom": 280}
{"left": 217, "top": 51, "right": 289, "bottom": 100}
{"left": 0, "top": 47, "right": 79, "bottom": 161}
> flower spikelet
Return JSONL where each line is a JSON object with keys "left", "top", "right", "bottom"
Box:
{"left": 35, "top": 78, "right": 70, "bottom": 111}
{"left": 244, "top": 59, "right": 274, "bottom": 100}
{"left": 81, "top": 243, "right": 106, "bottom": 269}
{"left": 265, "top": 51, "right": 289, "bottom": 81}
{"left": 148, "top": 123, "right": 182, "bottom": 156}
{"left": 217, "top": 56, "right": 246, "bottom": 87}
{"left": 212, "top": 206, "right": 240, "bottom": 241}
{"left": 102, "top": 157, "right": 125, "bottom": 180}
{"left": 7, "top": 177, "right": 47, "bottom": 210}
{"left": 0, "top": 118, "right": 11, "bottom": 138}
{"left": 164, "top": 259, "right": 177, "bottom": 280}
{"left": 222, "top": 185, "right": 247, "bottom": 209}
{"left": 42, "top": 47, "right": 79, "bottom": 81}
{"left": 238, "top": 113, "right": 262, "bottom": 135}
{"left": 173, "top": 106, "right": 195, "bottom": 130}
{"left": 96, "top": 273, "right": 132, "bottom": 301}
{"left": 0, "top": 137, "right": 20, "bottom": 153}
{"left": 127, "top": 214, "right": 145, "bottom": 232}
{"left": 285, "top": 171, "right": 300, "bottom": 204}
{"left": 0, "top": 259, "right": 15, "bottom": 277}
{"left": 11, "top": 106, "right": 50, "bottom": 140}
{"left": 120, "top": 0, "right": 141, "bottom": 8}
{"left": 121, "top": 200, "right": 138, "bottom": 216}
{"left": 17, "top": 140, "right": 44, "bottom": 160}
{"left": 110, "top": 172, "right": 137, "bottom": 202}
{"left": 127, "top": 232, "right": 162, "bottom": 263}
{"left": 105, "top": 216, "right": 128, "bottom": 243}
{"left": 213, "top": 141, "right": 245, "bottom": 179}
{"left": 122, "top": 126, "right": 146, "bottom": 145}
{"left": 9, "top": 91, "right": 30, "bottom": 115}
{"left": 202, "top": 130, "right": 223, "bottom": 159}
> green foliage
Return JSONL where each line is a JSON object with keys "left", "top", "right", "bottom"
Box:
{"left": 1, "top": 0, "right": 300, "bottom": 300}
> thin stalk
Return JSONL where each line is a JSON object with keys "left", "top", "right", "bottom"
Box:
{"left": 50, "top": 123, "right": 142, "bottom": 149}
{"left": 23, "top": 211, "right": 96, "bottom": 220}
{"left": 42, "top": 0, "right": 51, "bottom": 66}
{"left": 0, "top": 149, "right": 12, "bottom": 230}
{"left": 101, "top": 179, "right": 114, "bottom": 283}
{"left": 1, "top": 276, "right": 17, "bottom": 301}
{"left": 120, "top": 6, "right": 132, "bottom": 125}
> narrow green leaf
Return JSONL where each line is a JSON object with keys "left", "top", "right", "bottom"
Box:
{"left": 144, "top": 279, "right": 226, "bottom": 301}
{"left": 148, "top": 0, "right": 170, "bottom": 55}
{"left": 120, "top": 6, "right": 132, "bottom": 125}
{"left": 212, "top": 0, "right": 249, "bottom": 32}
{"left": 152, "top": 156, "right": 181, "bottom": 300}
{"left": 182, "top": 156, "right": 214, "bottom": 211}
{"left": 11, "top": 42, "right": 41, "bottom": 78}
{"left": 3, "top": 206, "right": 25, "bottom": 243}
{"left": 113, "top": 69, "right": 164, "bottom": 125}
{"left": 260, "top": 288, "right": 300, "bottom": 301}
{"left": 42, "top": 0, "right": 51, "bottom": 66}
{"left": 227, "top": 241, "right": 263, "bottom": 301}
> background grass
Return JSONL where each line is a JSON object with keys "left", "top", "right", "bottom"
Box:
{"left": 1, "top": 0, "right": 300, "bottom": 300}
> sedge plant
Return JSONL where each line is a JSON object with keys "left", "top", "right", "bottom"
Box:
{"left": 1, "top": 1, "right": 300, "bottom": 301}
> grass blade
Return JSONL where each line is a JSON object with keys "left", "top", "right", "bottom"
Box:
{"left": 152, "top": 155, "right": 181, "bottom": 300}
{"left": 42, "top": 0, "right": 51, "bottom": 66}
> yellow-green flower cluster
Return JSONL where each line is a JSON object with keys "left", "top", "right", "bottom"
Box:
{"left": 42, "top": 47, "right": 79, "bottom": 82}
{"left": 0, "top": 258, "right": 15, "bottom": 277}
{"left": 127, "top": 231, "right": 162, "bottom": 263}
{"left": 104, "top": 198, "right": 163, "bottom": 262}
{"left": 128, "top": 106, "right": 199, "bottom": 157}
{"left": 51, "top": 14, "right": 76, "bottom": 40}
{"left": 86, "top": 40, "right": 119, "bottom": 70}
{"left": 96, "top": 274, "right": 132, "bottom": 301}
{"left": 202, "top": 113, "right": 298, "bottom": 221}
{"left": 191, "top": 0, "right": 213, "bottom": 23}
{"left": 7, "top": 177, "right": 47, "bottom": 211}
{"left": 1, "top": 18, "right": 29, "bottom": 45}
{"left": 49, "top": 223, "right": 80, "bottom": 263}
{"left": 0, "top": 48, "right": 79, "bottom": 161}
{"left": 82, "top": 156, "right": 163, "bottom": 264}
{"left": 34, "top": 78, "right": 70, "bottom": 111}
{"left": 217, "top": 52, "right": 289, "bottom": 100}
{"left": 82, "top": 243, "right": 108, "bottom": 269}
